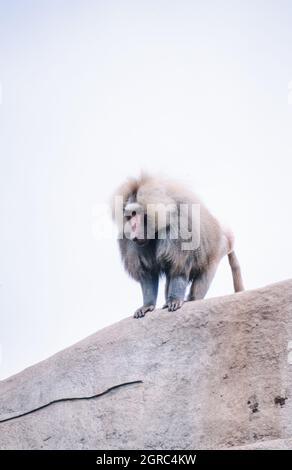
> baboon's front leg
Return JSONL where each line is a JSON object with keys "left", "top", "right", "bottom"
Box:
{"left": 163, "top": 275, "right": 188, "bottom": 312}
{"left": 134, "top": 274, "right": 159, "bottom": 318}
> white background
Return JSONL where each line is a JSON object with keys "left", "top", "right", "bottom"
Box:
{"left": 0, "top": 0, "right": 292, "bottom": 379}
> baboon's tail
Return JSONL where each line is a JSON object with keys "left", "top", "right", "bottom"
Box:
{"left": 228, "top": 251, "right": 244, "bottom": 292}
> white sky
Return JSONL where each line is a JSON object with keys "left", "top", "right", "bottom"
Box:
{"left": 0, "top": 0, "right": 292, "bottom": 380}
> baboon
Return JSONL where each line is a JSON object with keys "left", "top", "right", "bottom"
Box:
{"left": 111, "top": 173, "right": 244, "bottom": 318}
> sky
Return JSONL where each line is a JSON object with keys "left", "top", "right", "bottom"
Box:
{"left": 0, "top": 0, "right": 292, "bottom": 380}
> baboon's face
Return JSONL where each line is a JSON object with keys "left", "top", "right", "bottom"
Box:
{"left": 124, "top": 201, "right": 149, "bottom": 246}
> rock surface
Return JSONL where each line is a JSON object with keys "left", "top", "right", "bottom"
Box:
{"left": 1, "top": 280, "right": 292, "bottom": 450}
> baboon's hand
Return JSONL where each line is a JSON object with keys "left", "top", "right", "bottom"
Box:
{"left": 133, "top": 304, "right": 155, "bottom": 319}
{"left": 163, "top": 299, "right": 184, "bottom": 312}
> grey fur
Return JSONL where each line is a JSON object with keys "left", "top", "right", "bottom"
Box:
{"left": 112, "top": 174, "right": 244, "bottom": 317}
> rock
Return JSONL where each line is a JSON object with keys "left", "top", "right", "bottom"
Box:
{"left": 0, "top": 280, "right": 292, "bottom": 450}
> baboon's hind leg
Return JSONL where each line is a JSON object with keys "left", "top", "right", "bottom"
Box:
{"left": 164, "top": 276, "right": 170, "bottom": 302}
{"left": 162, "top": 276, "right": 170, "bottom": 308}
{"left": 187, "top": 262, "right": 219, "bottom": 301}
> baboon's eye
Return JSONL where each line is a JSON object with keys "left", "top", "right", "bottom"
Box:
{"left": 132, "top": 211, "right": 137, "bottom": 217}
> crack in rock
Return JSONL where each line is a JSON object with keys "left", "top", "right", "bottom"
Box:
{"left": 0, "top": 380, "right": 143, "bottom": 424}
